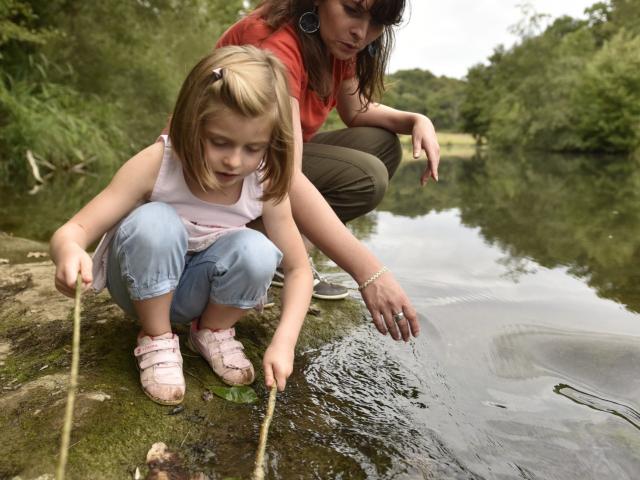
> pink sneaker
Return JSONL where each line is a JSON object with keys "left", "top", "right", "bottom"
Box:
{"left": 134, "top": 333, "right": 185, "bottom": 405}
{"left": 187, "top": 321, "right": 255, "bottom": 386}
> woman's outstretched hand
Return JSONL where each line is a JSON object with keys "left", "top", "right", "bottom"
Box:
{"left": 360, "top": 270, "right": 419, "bottom": 342}
{"left": 412, "top": 114, "right": 440, "bottom": 186}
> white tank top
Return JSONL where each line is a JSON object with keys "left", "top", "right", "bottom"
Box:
{"left": 91, "top": 135, "right": 264, "bottom": 291}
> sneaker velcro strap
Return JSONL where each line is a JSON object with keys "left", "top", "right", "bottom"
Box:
{"left": 211, "top": 328, "right": 235, "bottom": 341}
{"left": 138, "top": 350, "right": 183, "bottom": 370}
{"left": 217, "top": 340, "right": 244, "bottom": 355}
{"left": 134, "top": 338, "right": 179, "bottom": 357}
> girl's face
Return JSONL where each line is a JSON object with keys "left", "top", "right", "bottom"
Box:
{"left": 202, "top": 108, "right": 272, "bottom": 191}
{"left": 316, "top": 0, "right": 385, "bottom": 60}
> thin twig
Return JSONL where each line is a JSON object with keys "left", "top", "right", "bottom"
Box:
{"left": 56, "top": 276, "right": 82, "bottom": 480}
{"left": 26, "top": 150, "right": 45, "bottom": 184}
{"left": 69, "top": 440, "right": 82, "bottom": 450}
{"left": 180, "top": 428, "right": 192, "bottom": 448}
{"left": 184, "top": 369, "right": 207, "bottom": 386}
{"left": 252, "top": 384, "right": 277, "bottom": 480}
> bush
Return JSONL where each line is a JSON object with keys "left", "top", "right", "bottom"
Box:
{"left": 573, "top": 30, "right": 640, "bottom": 152}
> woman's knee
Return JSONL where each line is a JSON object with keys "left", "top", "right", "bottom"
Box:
{"left": 353, "top": 127, "right": 402, "bottom": 179}
{"left": 379, "top": 129, "right": 402, "bottom": 179}
{"left": 355, "top": 154, "right": 391, "bottom": 214}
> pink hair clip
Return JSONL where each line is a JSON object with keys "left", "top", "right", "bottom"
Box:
{"left": 212, "top": 67, "right": 223, "bottom": 82}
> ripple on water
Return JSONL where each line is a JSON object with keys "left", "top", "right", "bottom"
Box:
{"left": 488, "top": 325, "right": 640, "bottom": 400}
{"left": 474, "top": 325, "right": 640, "bottom": 479}
{"left": 268, "top": 325, "right": 484, "bottom": 479}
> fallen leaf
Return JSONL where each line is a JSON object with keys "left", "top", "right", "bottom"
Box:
{"left": 209, "top": 385, "right": 258, "bottom": 404}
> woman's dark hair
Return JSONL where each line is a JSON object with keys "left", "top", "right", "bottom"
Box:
{"left": 260, "top": 0, "right": 405, "bottom": 105}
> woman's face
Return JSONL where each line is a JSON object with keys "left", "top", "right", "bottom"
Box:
{"left": 316, "top": 0, "right": 385, "bottom": 60}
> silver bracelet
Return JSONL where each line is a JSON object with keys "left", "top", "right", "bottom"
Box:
{"left": 358, "top": 266, "right": 389, "bottom": 291}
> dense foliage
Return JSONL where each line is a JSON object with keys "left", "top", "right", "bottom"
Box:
{"left": 0, "top": 0, "right": 249, "bottom": 184}
{"left": 382, "top": 69, "right": 466, "bottom": 131}
{"left": 321, "top": 69, "right": 466, "bottom": 133}
{"left": 461, "top": 0, "right": 640, "bottom": 153}
{"left": 2, "top": 0, "right": 638, "bottom": 186}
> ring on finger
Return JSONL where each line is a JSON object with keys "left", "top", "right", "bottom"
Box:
{"left": 392, "top": 311, "right": 405, "bottom": 322}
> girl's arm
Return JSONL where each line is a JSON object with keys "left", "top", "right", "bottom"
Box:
{"left": 261, "top": 194, "right": 313, "bottom": 391}
{"left": 50, "top": 142, "right": 164, "bottom": 297}
{"left": 336, "top": 78, "right": 441, "bottom": 186}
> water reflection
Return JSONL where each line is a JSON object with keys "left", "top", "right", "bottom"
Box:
{"left": 379, "top": 152, "right": 640, "bottom": 313}
{"left": 0, "top": 174, "right": 107, "bottom": 242}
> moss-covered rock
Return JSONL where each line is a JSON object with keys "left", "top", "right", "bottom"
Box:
{"left": 0, "top": 234, "right": 364, "bottom": 479}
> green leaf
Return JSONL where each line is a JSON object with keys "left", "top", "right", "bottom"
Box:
{"left": 209, "top": 386, "right": 258, "bottom": 404}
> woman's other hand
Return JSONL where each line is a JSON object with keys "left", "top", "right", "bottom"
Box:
{"left": 412, "top": 114, "right": 440, "bottom": 186}
{"left": 360, "top": 270, "right": 419, "bottom": 342}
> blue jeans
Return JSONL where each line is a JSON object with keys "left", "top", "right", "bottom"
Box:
{"left": 106, "top": 202, "right": 282, "bottom": 324}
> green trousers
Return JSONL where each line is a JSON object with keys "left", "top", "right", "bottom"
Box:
{"left": 302, "top": 127, "right": 402, "bottom": 223}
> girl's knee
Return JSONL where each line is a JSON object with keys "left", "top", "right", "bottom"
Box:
{"left": 118, "top": 202, "right": 187, "bottom": 252}
{"left": 228, "top": 230, "right": 282, "bottom": 283}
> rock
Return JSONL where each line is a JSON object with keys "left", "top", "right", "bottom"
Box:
{"left": 84, "top": 391, "right": 111, "bottom": 402}
{"left": 201, "top": 390, "right": 214, "bottom": 402}
{"left": 168, "top": 405, "right": 185, "bottom": 415}
{"left": 146, "top": 442, "right": 174, "bottom": 465}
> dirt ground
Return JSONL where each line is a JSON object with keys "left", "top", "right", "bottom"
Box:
{"left": 0, "top": 232, "right": 363, "bottom": 479}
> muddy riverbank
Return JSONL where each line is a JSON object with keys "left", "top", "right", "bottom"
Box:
{"left": 0, "top": 233, "right": 364, "bottom": 479}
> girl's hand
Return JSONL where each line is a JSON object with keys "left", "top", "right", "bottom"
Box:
{"left": 54, "top": 244, "right": 93, "bottom": 298}
{"left": 263, "top": 341, "right": 295, "bottom": 392}
{"left": 412, "top": 114, "right": 440, "bottom": 186}
{"left": 360, "top": 270, "right": 420, "bottom": 342}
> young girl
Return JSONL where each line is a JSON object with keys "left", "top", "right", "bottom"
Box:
{"left": 50, "top": 45, "right": 313, "bottom": 406}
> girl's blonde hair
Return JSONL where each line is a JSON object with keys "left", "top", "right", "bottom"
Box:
{"left": 169, "top": 45, "right": 294, "bottom": 203}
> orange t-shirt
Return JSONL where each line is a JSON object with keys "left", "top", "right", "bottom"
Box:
{"left": 216, "top": 13, "right": 355, "bottom": 141}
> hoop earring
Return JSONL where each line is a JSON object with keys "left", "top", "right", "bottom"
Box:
{"left": 299, "top": 9, "right": 320, "bottom": 34}
{"left": 367, "top": 42, "right": 378, "bottom": 57}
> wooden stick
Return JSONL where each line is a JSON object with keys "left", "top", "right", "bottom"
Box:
{"left": 252, "top": 383, "right": 277, "bottom": 480}
{"left": 56, "top": 276, "right": 82, "bottom": 480}
{"left": 26, "top": 150, "right": 45, "bottom": 184}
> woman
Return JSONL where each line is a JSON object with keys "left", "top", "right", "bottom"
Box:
{"left": 217, "top": 0, "right": 440, "bottom": 342}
